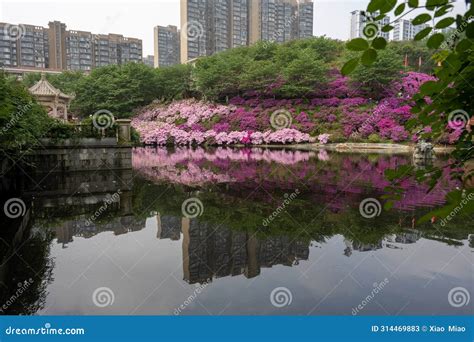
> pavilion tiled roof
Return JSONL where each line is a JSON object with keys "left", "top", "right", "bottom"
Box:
{"left": 29, "top": 73, "right": 73, "bottom": 99}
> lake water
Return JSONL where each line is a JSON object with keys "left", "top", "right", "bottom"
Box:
{"left": 1, "top": 147, "right": 472, "bottom": 316}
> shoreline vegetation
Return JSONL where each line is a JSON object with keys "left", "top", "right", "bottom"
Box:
{"left": 7, "top": 37, "right": 462, "bottom": 151}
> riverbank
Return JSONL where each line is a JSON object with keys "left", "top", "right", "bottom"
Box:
{"left": 232, "top": 142, "right": 455, "bottom": 154}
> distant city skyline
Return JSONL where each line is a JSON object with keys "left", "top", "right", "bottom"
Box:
{"left": 0, "top": 0, "right": 468, "bottom": 56}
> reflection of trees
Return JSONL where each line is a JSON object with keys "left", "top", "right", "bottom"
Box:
{"left": 132, "top": 176, "right": 472, "bottom": 250}
{"left": 0, "top": 214, "right": 54, "bottom": 315}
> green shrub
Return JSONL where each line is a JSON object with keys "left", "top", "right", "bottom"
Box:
{"left": 368, "top": 133, "right": 381, "bottom": 143}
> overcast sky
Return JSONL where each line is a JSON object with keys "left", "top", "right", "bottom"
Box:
{"left": 0, "top": 0, "right": 468, "bottom": 56}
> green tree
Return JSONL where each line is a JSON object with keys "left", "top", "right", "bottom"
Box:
{"left": 350, "top": 48, "right": 403, "bottom": 98}
{"left": 154, "top": 64, "right": 193, "bottom": 101}
{"left": 73, "top": 63, "right": 158, "bottom": 118}
{"left": 0, "top": 72, "right": 51, "bottom": 152}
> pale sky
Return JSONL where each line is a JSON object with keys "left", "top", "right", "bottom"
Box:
{"left": 0, "top": 0, "right": 468, "bottom": 56}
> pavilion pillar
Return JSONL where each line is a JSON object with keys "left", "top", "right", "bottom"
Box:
{"left": 64, "top": 105, "right": 68, "bottom": 121}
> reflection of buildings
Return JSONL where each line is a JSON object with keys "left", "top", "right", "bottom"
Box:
{"left": 157, "top": 216, "right": 309, "bottom": 284}
{"left": 344, "top": 239, "right": 383, "bottom": 257}
{"left": 55, "top": 216, "right": 146, "bottom": 247}
{"left": 344, "top": 231, "right": 423, "bottom": 257}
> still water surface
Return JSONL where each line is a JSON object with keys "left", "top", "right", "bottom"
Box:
{"left": 1, "top": 147, "right": 472, "bottom": 315}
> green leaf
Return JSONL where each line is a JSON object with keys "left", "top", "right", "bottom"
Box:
{"left": 381, "top": 25, "right": 394, "bottom": 32}
{"left": 372, "top": 37, "right": 387, "bottom": 49}
{"left": 361, "top": 48, "right": 377, "bottom": 65}
{"left": 466, "top": 22, "right": 474, "bottom": 39}
{"left": 434, "top": 4, "right": 453, "bottom": 17}
{"left": 414, "top": 27, "right": 432, "bottom": 41}
{"left": 412, "top": 13, "right": 432, "bottom": 25}
{"left": 346, "top": 38, "right": 369, "bottom": 51}
{"left": 435, "top": 17, "right": 455, "bottom": 29}
{"left": 426, "top": 0, "right": 448, "bottom": 7}
{"left": 341, "top": 58, "right": 360, "bottom": 76}
{"left": 427, "top": 33, "right": 445, "bottom": 49}
{"left": 456, "top": 39, "right": 473, "bottom": 53}
{"left": 380, "top": 0, "right": 397, "bottom": 14}
{"left": 408, "top": 0, "right": 419, "bottom": 8}
{"left": 395, "top": 3, "right": 405, "bottom": 16}
{"left": 419, "top": 81, "right": 440, "bottom": 95}
{"left": 367, "top": 0, "right": 385, "bottom": 13}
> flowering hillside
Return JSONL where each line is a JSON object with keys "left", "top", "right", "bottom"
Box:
{"left": 131, "top": 71, "right": 456, "bottom": 146}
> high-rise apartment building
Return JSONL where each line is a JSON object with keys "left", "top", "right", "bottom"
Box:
{"left": 0, "top": 21, "right": 142, "bottom": 71}
{"left": 181, "top": 0, "right": 314, "bottom": 63}
{"left": 0, "top": 23, "right": 50, "bottom": 69}
{"left": 298, "top": 0, "right": 314, "bottom": 39}
{"left": 154, "top": 25, "right": 180, "bottom": 67}
{"left": 393, "top": 19, "right": 430, "bottom": 41}
{"left": 350, "top": 10, "right": 390, "bottom": 40}
{"left": 143, "top": 55, "right": 155, "bottom": 67}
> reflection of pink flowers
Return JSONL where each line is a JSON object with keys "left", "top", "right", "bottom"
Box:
{"left": 133, "top": 147, "right": 459, "bottom": 212}
{"left": 318, "top": 134, "right": 330, "bottom": 144}
{"left": 318, "top": 150, "right": 329, "bottom": 161}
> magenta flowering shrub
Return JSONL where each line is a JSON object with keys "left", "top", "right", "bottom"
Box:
{"left": 132, "top": 71, "right": 451, "bottom": 146}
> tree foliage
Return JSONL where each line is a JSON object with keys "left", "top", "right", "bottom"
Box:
{"left": 0, "top": 72, "right": 51, "bottom": 152}
{"left": 342, "top": 0, "right": 474, "bottom": 218}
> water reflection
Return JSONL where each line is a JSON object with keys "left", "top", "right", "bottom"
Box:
{"left": 0, "top": 147, "right": 472, "bottom": 315}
